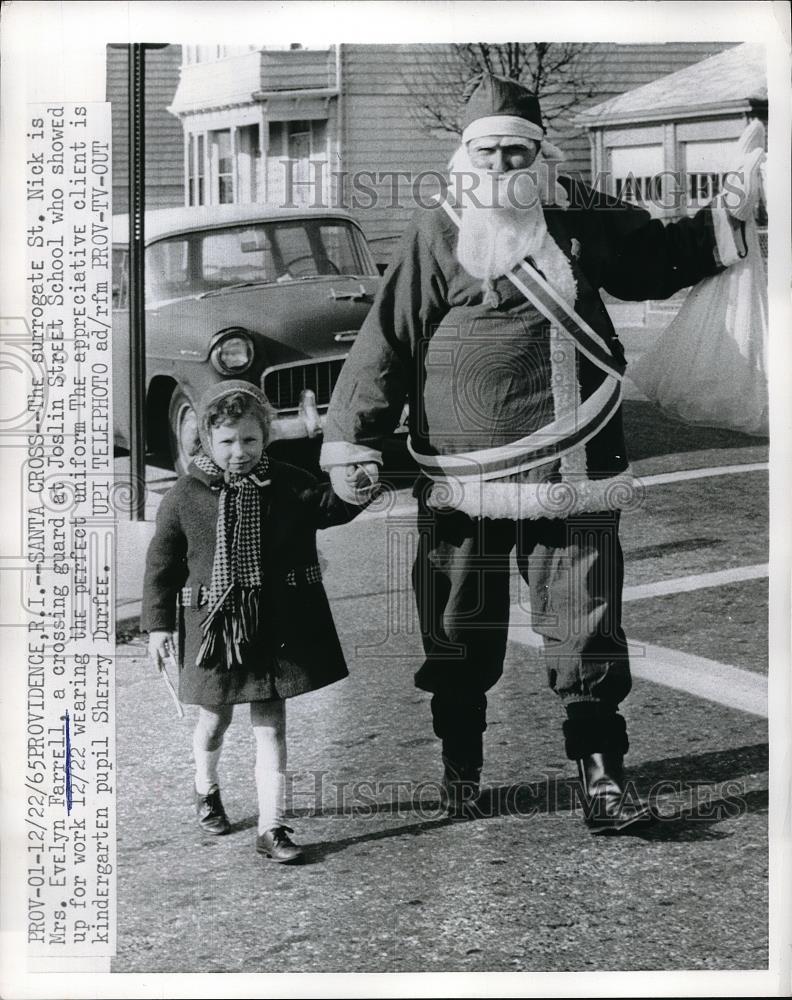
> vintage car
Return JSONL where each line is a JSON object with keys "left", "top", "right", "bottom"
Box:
{"left": 112, "top": 204, "right": 382, "bottom": 472}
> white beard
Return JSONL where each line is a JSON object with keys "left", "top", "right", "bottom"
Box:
{"left": 450, "top": 145, "right": 577, "bottom": 306}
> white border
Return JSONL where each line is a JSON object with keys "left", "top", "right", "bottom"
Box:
{"left": 1, "top": 2, "right": 789, "bottom": 998}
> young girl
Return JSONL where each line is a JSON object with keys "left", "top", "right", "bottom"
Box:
{"left": 142, "top": 381, "right": 371, "bottom": 863}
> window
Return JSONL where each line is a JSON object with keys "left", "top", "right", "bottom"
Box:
{"left": 610, "top": 144, "right": 664, "bottom": 207}
{"left": 236, "top": 124, "right": 261, "bottom": 203}
{"left": 202, "top": 221, "right": 373, "bottom": 284}
{"left": 314, "top": 223, "right": 370, "bottom": 275}
{"left": 615, "top": 175, "right": 664, "bottom": 203}
{"left": 287, "top": 121, "right": 311, "bottom": 158}
{"left": 276, "top": 120, "right": 329, "bottom": 207}
{"left": 187, "top": 134, "right": 206, "bottom": 206}
{"left": 145, "top": 239, "right": 192, "bottom": 304}
{"left": 212, "top": 129, "right": 234, "bottom": 204}
{"left": 202, "top": 228, "right": 278, "bottom": 286}
{"left": 143, "top": 219, "right": 376, "bottom": 303}
{"left": 187, "top": 136, "right": 194, "bottom": 206}
{"left": 687, "top": 172, "right": 724, "bottom": 203}
{"left": 683, "top": 139, "right": 739, "bottom": 210}
{"left": 187, "top": 126, "right": 263, "bottom": 206}
{"left": 197, "top": 134, "right": 205, "bottom": 205}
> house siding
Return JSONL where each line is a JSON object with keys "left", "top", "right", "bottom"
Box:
{"left": 107, "top": 44, "right": 184, "bottom": 215}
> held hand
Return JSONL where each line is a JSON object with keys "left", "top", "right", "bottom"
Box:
{"left": 148, "top": 630, "right": 174, "bottom": 670}
{"left": 329, "top": 462, "right": 380, "bottom": 505}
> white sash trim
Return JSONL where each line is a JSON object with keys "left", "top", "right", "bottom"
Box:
{"left": 408, "top": 375, "right": 622, "bottom": 481}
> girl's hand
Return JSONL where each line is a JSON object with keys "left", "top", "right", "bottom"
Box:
{"left": 148, "top": 630, "right": 175, "bottom": 669}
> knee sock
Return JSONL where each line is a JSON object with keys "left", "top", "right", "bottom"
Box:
{"left": 254, "top": 734, "right": 285, "bottom": 832}
{"left": 193, "top": 707, "right": 231, "bottom": 794}
{"left": 252, "top": 701, "right": 286, "bottom": 834}
{"left": 193, "top": 744, "right": 222, "bottom": 795}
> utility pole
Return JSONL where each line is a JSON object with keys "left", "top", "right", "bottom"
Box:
{"left": 113, "top": 42, "right": 168, "bottom": 520}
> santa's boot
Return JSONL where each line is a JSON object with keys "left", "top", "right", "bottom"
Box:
{"left": 564, "top": 706, "right": 652, "bottom": 834}
{"left": 431, "top": 692, "right": 486, "bottom": 818}
{"left": 440, "top": 752, "right": 483, "bottom": 818}
{"left": 576, "top": 752, "right": 652, "bottom": 833}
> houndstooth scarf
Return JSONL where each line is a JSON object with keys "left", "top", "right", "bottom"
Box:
{"left": 192, "top": 451, "right": 271, "bottom": 670}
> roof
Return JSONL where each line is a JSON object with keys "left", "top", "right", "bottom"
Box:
{"left": 112, "top": 203, "right": 357, "bottom": 245}
{"left": 576, "top": 43, "right": 767, "bottom": 127}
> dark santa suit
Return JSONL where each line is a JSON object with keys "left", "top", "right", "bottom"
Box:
{"left": 321, "top": 177, "right": 745, "bottom": 765}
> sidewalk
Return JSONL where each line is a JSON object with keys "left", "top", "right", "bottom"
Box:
{"left": 114, "top": 458, "right": 174, "bottom": 633}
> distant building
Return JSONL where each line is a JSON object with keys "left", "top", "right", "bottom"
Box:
{"left": 575, "top": 43, "right": 767, "bottom": 219}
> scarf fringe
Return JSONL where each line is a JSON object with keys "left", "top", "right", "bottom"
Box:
{"left": 196, "top": 585, "right": 264, "bottom": 670}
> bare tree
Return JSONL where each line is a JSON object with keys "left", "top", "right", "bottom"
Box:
{"left": 404, "top": 43, "right": 599, "bottom": 137}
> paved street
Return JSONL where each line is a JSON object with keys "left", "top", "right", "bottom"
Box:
{"left": 111, "top": 398, "right": 770, "bottom": 974}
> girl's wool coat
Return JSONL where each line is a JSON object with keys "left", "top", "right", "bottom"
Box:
{"left": 142, "top": 460, "right": 357, "bottom": 706}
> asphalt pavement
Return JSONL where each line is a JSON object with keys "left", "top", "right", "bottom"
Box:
{"left": 111, "top": 391, "right": 771, "bottom": 975}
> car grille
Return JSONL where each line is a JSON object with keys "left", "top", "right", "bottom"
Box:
{"left": 262, "top": 356, "right": 347, "bottom": 412}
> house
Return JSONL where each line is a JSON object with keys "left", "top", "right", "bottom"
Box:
{"left": 574, "top": 42, "right": 767, "bottom": 220}
{"left": 575, "top": 42, "right": 766, "bottom": 327}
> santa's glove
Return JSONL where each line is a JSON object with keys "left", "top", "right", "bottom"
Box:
{"left": 329, "top": 462, "right": 380, "bottom": 506}
{"left": 725, "top": 121, "right": 766, "bottom": 221}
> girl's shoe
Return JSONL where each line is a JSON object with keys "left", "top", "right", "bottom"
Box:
{"left": 195, "top": 785, "right": 231, "bottom": 835}
{"left": 256, "top": 825, "right": 304, "bottom": 863}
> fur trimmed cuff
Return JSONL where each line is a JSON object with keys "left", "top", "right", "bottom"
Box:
{"left": 426, "top": 469, "right": 641, "bottom": 521}
{"left": 319, "top": 440, "right": 383, "bottom": 470}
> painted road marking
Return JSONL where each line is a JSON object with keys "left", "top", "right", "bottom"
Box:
{"left": 507, "top": 604, "right": 767, "bottom": 718}
{"left": 623, "top": 564, "right": 768, "bottom": 602}
{"left": 628, "top": 641, "right": 767, "bottom": 717}
{"left": 640, "top": 462, "right": 767, "bottom": 487}
{"left": 361, "top": 461, "right": 768, "bottom": 521}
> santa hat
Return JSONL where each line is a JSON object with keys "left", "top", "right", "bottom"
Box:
{"left": 461, "top": 75, "right": 544, "bottom": 144}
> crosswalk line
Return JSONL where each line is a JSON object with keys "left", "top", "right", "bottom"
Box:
{"left": 628, "top": 641, "right": 767, "bottom": 717}
{"left": 623, "top": 564, "right": 768, "bottom": 601}
{"left": 640, "top": 462, "right": 767, "bottom": 486}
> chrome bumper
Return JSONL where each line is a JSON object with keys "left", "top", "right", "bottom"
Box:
{"left": 269, "top": 390, "right": 408, "bottom": 442}
{"left": 269, "top": 390, "right": 325, "bottom": 441}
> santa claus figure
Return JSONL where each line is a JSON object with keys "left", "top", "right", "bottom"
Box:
{"left": 321, "top": 75, "right": 753, "bottom": 832}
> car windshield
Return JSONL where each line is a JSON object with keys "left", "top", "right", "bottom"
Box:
{"left": 139, "top": 218, "right": 377, "bottom": 304}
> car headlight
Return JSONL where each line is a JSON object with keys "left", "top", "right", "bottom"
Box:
{"left": 211, "top": 329, "right": 254, "bottom": 374}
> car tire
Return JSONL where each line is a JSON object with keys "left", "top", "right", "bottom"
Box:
{"left": 168, "top": 388, "right": 200, "bottom": 476}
